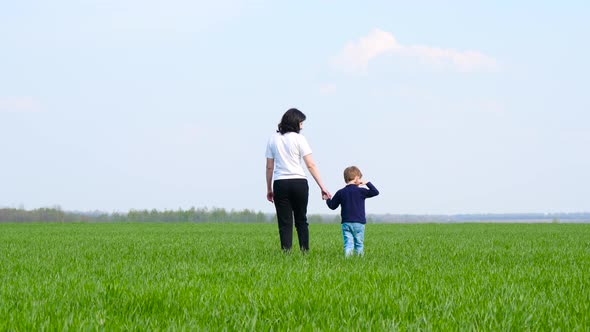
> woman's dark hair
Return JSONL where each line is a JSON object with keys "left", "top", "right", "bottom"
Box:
{"left": 277, "top": 108, "right": 306, "bottom": 134}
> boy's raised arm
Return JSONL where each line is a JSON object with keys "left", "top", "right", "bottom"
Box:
{"left": 365, "top": 182, "right": 379, "bottom": 197}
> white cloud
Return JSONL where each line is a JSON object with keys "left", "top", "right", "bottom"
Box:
{"left": 332, "top": 29, "right": 399, "bottom": 73}
{"left": 0, "top": 97, "right": 44, "bottom": 113}
{"left": 332, "top": 29, "right": 498, "bottom": 73}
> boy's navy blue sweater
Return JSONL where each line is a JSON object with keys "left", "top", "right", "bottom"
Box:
{"left": 326, "top": 182, "right": 379, "bottom": 224}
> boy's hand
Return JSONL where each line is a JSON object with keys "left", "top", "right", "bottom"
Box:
{"left": 353, "top": 177, "right": 361, "bottom": 185}
{"left": 354, "top": 176, "right": 368, "bottom": 186}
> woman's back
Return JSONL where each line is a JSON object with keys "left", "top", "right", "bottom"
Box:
{"left": 266, "top": 131, "right": 312, "bottom": 180}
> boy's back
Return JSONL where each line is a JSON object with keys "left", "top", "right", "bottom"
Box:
{"left": 327, "top": 182, "right": 379, "bottom": 224}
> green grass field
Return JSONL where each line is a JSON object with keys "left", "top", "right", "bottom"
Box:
{"left": 0, "top": 222, "right": 588, "bottom": 331}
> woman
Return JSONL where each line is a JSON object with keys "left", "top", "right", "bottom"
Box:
{"left": 265, "top": 108, "right": 331, "bottom": 252}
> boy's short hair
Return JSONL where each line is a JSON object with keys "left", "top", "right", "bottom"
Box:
{"left": 343, "top": 166, "right": 362, "bottom": 182}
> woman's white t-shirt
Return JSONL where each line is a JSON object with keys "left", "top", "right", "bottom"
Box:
{"left": 266, "top": 132, "right": 312, "bottom": 180}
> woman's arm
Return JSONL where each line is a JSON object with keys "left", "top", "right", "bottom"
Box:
{"left": 266, "top": 158, "right": 274, "bottom": 202}
{"left": 303, "top": 154, "right": 331, "bottom": 199}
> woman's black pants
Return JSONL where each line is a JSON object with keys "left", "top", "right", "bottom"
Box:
{"left": 273, "top": 179, "right": 309, "bottom": 251}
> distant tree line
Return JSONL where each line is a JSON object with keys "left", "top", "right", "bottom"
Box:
{"left": 0, "top": 207, "right": 270, "bottom": 223}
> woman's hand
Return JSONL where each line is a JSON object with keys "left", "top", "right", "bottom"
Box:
{"left": 267, "top": 191, "right": 274, "bottom": 203}
{"left": 321, "top": 188, "right": 331, "bottom": 200}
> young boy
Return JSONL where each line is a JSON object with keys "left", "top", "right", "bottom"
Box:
{"left": 324, "top": 166, "right": 379, "bottom": 256}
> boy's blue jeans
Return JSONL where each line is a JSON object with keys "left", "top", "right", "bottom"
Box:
{"left": 342, "top": 222, "right": 365, "bottom": 256}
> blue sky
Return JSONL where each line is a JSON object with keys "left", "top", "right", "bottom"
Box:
{"left": 1, "top": 1, "right": 589, "bottom": 215}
